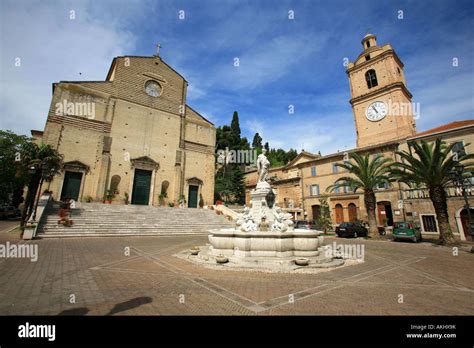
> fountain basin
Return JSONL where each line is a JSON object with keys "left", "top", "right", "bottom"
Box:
{"left": 208, "top": 229, "right": 324, "bottom": 257}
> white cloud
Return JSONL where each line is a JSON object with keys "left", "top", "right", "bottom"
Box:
{"left": 0, "top": 0, "right": 137, "bottom": 135}
{"left": 208, "top": 33, "right": 328, "bottom": 90}
{"left": 243, "top": 111, "right": 356, "bottom": 155}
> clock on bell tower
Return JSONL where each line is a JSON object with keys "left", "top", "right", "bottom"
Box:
{"left": 346, "top": 34, "right": 416, "bottom": 148}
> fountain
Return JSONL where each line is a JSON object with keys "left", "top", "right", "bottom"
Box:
{"left": 178, "top": 149, "right": 345, "bottom": 272}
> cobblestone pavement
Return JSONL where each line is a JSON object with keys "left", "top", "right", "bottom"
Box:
{"left": 0, "top": 220, "right": 20, "bottom": 234}
{"left": 0, "top": 231, "right": 473, "bottom": 315}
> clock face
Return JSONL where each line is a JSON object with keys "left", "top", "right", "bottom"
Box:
{"left": 145, "top": 80, "right": 161, "bottom": 97}
{"left": 365, "top": 101, "right": 388, "bottom": 122}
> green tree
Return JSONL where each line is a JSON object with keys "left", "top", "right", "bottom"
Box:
{"left": 216, "top": 125, "right": 234, "bottom": 150}
{"left": 390, "top": 138, "right": 474, "bottom": 244}
{"left": 215, "top": 174, "right": 233, "bottom": 203}
{"left": 0, "top": 131, "right": 30, "bottom": 206}
{"left": 240, "top": 137, "right": 251, "bottom": 152}
{"left": 286, "top": 148, "right": 298, "bottom": 163}
{"left": 20, "top": 143, "right": 63, "bottom": 228}
{"left": 316, "top": 195, "right": 332, "bottom": 233}
{"left": 252, "top": 133, "right": 263, "bottom": 148}
{"left": 327, "top": 153, "right": 392, "bottom": 237}
{"left": 230, "top": 111, "right": 241, "bottom": 146}
{"left": 215, "top": 111, "right": 248, "bottom": 203}
{"left": 231, "top": 166, "right": 246, "bottom": 204}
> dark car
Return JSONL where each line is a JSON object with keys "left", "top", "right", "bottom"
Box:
{"left": 0, "top": 206, "right": 21, "bottom": 219}
{"left": 336, "top": 222, "right": 368, "bottom": 238}
{"left": 294, "top": 220, "right": 314, "bottom": 230}
{"left": 0, "top": 206, "right": 7, "bottom": 220}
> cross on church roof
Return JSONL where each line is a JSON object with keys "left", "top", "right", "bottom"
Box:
{"left": 155, "top": 43, "right": 161, "bottom": 57}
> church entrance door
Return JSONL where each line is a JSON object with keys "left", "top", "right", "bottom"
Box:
{"left": 131, "top": 169, "right": 152, "bottom": 205}
{"left": 188, "top": 185, "right": 199, "bottom": 208}
{"left": 61, "top": 171, "right": 82, "bottom": 201}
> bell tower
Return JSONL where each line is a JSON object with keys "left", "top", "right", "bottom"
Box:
{"left": 346, "top": 34, "right": 416, "bottom": 148}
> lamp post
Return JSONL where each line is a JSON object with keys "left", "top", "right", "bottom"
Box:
{"left": 450, "top": 164, "right": 473, "bottom": 241}
{"left": 32, "top": 163, "right": 51, "bottom": 221}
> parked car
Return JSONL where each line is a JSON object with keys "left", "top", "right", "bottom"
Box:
{"left": 0, "top": 206, "right": 7, "bottom": 220}
{"left": 294, "top": 220, "right": 314, "bottom": 230}
{"left": 0, "top": 206, "right": 21, "bottom": 219}
{"left": 392, "top": 221, "right": 422, "bottom": 242}
{"left": 335, "top": 222, "right": 368, "bottom": 238}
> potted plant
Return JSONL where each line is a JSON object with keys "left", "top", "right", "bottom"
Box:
{"left": 190, "top": 246, "right": 200, "bottom": 255}
{"left": 123, "top": 192, "right": 129, "bottom": 205}
{"left": 215, "top": 254, "right": 229, "bottom": 264}
{"left": 178, "top": 195, "right": 186, "bottom": 208}
{"left": 104, "top": 190, "right": 114, "bottom": 204}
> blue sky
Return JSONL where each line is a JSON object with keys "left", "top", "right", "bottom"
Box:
{"left": 1, "top": 0, "right": 473, "bottom": 155}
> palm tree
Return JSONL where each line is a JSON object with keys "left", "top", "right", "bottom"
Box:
{"left": 327, "top": 152, "right": 393, "bottom": 237}
{"left": 20, "top": 143, "right": 63, "bottom": 228}
{"left": 391, "top": 138, "right": 474, "bottom": 244}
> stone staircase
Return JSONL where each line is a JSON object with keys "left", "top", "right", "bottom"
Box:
{"left": 37, "top": 202, "right": 234, "bottom": 238}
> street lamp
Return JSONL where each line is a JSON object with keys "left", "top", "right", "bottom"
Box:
{"left": 28, "top": 164, "right": 37, "bottom": 175}
{"left": 449, "top": 164, "right": 473, "bottom": 240}
{"left": 32, "top": 163, "right": 51, "bottom": 221}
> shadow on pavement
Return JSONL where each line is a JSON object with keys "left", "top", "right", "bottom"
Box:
{"left": 57, "top": 307, "right": 90, "bottom": 315}
{"left": 106, "top": 296, "right": 153, "bottom": 315}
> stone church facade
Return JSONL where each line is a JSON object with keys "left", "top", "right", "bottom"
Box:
{"left": 32, "top": 55, "right": 216, "bottom": 207}
{"left": 245, "top": 34, "right": 474, "bottom": 241}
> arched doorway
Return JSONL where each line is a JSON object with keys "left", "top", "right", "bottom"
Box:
{"left": 312, "top": 205, "right": 321, "bottom": 222}
{"left": 348, "top": 203, "right": 357, "bottom": 222}
{"left": 335, "top": 204, "right": 343, "bottom": 224}
{"left": 377, "top": 201, "right": 393, "bottom": 226}
{"left": 186, "top": 177, "right": 203, "bottom": 208}
{"left": 459, "top": 208, "right": 474, "bottom": 241}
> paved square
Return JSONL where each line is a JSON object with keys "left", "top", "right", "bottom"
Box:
{"left": 0, "top": 228, "right": 473, "bottom": 315}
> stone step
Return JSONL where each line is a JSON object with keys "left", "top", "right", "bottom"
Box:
{"left": 42, "top": 226, "right": 230, "bottom": 231}
{"left": 37, "top": 202, "right": 234, "bottom": 238}
{"left": 38, "top": 232, "right": 209, "bottom": 238}
{"left": 40, "top": 220, "right": 232, "bottom": 226}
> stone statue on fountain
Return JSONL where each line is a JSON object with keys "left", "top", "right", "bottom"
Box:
{"left": 234, "top": 148, "right": 294, "bottom": 232}
{"left": 256, "top": 148, "right": 271, "bottom": 189}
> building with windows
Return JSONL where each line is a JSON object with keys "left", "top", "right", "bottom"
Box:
{"left": 245, "top": 34, "right": 473, "bottom": 241}
{"left": 31, "top": 55, "right": 216, "bottom": 207}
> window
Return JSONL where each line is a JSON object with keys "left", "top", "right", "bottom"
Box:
{"left": 365, "top": 54, "right": 370, "bottom": 61}
{"left": 343, "top": 185, "right": 351, "bottom": 193}
{"left": 310, "top": 184, "right": 320, "bottom": 196}
{"left": 377, "top": 182, "right": 389, "bottom": 189}
{"left": 366, "top": 41, "right": 371, "bottom": 48}
{"left": 452, "top": 141, "right": 466, "bottom": 157}
{"left": 145, "top": 80, "right": 162, "bottom": 97}
{"left": 311, "top": 166, "right": 317, "bottom": 177}
{"left": 421, "top": 215, "right": 438, "bottom": 232}
{"left": 365, "top": 69, "right": 378, "bottom": 89}
{"left": 332, "top": 163, "right": 338, "bottom": 173}
{"left": 334, "top": 186, "right": 340, "bottom": 194}
{"left": 397, "top": 67, "right": 401, "bottom": 74}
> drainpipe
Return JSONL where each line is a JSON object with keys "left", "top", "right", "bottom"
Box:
{"left": 394, "top": 144, "right": 407, "bottom": 222}
{"left": 299, "top": 165, "right": 305, "bottom": 220}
